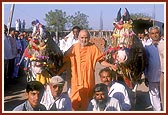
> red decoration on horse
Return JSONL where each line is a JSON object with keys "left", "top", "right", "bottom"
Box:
{"left": 104, "top": 8, "right": 147, "bottom": 89}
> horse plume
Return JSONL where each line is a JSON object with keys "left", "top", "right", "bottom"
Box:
{"left": 123, "top": 8, "right": 130, "bottom": 21}
{"left": 116, "top": 8, "right": 122, "bottom": 22}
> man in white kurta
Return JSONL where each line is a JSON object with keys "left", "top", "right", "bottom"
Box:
{"left": 59, "top": 26, "right": 81, "bottom": 54}
{"left": 87, "top": 83, "right": 121, "bottom": 111}
{"left": 144, "top": 26, "right": 161, "bottom": 111}
{"left": 99, "top": 67, "right": 131, "bottom": 110}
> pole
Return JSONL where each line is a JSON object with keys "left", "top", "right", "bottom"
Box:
{"left": 7, "top": 4, "right": 15, "bottom": 35}
{"left": 100, "top": 11, "right": 103, "bottom": 30}
{"left": 153, "top": 4, "right": 155, "bottom": 26}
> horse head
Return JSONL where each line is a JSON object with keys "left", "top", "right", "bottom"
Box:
{"left": 105, "top": 8, "right": 147, "bottom": 88}
{"left": 30, "top": 31, "right": 63, "bottom": 76}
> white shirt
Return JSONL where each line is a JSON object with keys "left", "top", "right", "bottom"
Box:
{"left": 32, "top": 26, "right": 37, "bottom": 37}
{"left": 157, "top": 39, "right": 164, "bottom": 72}
{"left": 142, "top": 38, "right": 152, "bottom": 47}
{"left": 87, "top": 97, "right": 121, "bottom": 111}
{"left": 108, "top": 81, "right": 131, "bottom": 111}
{"left": 15, "top": 20, "right": 19, "bottom": 31}
{"left": 32, "top": 23, "right": 43, "bottom": 37}
{"left": 59, "top": 31, "right": 79, "bottom": 53}
{"left": 40, "top": 85, "right": 72, "bottom": 111}
{"left": 59, "top": 39, "right": 70, "bottom": 53}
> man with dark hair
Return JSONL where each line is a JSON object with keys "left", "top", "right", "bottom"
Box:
{"left": 22, "top": 20, "right": 26, "bottom": 31}
{"left": 71, "top": 26, "right": 81, "bottom": 40}
{"left": 99, "top": 67, "right": 131, "bottom": 111}
{"left": 59, "top": 26, "right": 81, "bottom": 53}
{"left": 4, "top": 24, "right": 12, "bottom": 86}
{"left": 59, "top": 26, "right": 81, "bottom": 95}
{"left": 13, "top": 81, "right": 46, "bottom": 111}
{"left": 87, "top": 83, "right": 121, "bottom": 111}
{"left": 31, "top": 20, "right": 44, "bottom": 38}
{"left": 7, "top": 28, "right": 17, "bottom": 82}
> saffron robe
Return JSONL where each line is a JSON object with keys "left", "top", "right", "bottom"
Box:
{"left": 63, "top": 42, "right": 103, "bottom": 111}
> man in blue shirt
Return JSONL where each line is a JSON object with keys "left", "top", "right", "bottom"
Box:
{"left": 4, "top": 25, "right": 13, "bottom": 85}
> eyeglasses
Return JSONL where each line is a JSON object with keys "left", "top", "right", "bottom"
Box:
{"left": 150, "top": 32, "right": 159, "bottom": 35}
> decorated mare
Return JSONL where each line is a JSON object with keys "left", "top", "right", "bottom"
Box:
{"left": 103, "top": 8, "right": 147, "bottom": 110}
{"left": 104, "top": 8, "right": 146, "bottom": 89}
{"left": 23, "top": 31, "right": 63, "bottom": 85}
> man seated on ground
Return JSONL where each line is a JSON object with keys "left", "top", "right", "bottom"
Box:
{"left": 13, "top": 81, "right": 46, "bottom": 111}
{"left": 99, "top": 67, "right": 131, "bottom": 111}
{"left": 87, "top": 83, "right": 121, "bottom": 111}
{"left": 40, "top": 75, "right": 72, "bottom": 111}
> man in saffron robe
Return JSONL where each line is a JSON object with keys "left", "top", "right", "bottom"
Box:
{"left": 58, "top": 29, "right": 117, "bottom": 111}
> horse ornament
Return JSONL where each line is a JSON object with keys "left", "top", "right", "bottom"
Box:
{"left": 103, "top": 8, "right": 147, "bottom": 109}
{"left": 22, "top": 28, "right": 63, "bottom": 85}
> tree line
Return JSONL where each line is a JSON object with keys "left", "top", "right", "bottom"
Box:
{"left": 44, "top": 9, "right": 91, "bottom": 32}
{"left": 43, "top": 9, "right": 151, "bottom": 32}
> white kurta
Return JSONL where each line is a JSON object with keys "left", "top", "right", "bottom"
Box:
{"left": 108, "top": 81, "right": 131, "bottom": 111}
{"left": 87, "top": 97, "right": 121, "bottom": 111}
{"left": 40, "top": 85, "right": 72, "bottom": 111}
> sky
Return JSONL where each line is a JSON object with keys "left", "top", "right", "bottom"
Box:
{"left": 2, "top": 2, "right": 165, "bottom": 30}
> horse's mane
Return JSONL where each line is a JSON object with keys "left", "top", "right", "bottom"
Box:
{"left": 46, "top": 34, "right": 63, "bottom": 72}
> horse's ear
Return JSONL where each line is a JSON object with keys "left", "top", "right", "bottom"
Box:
{"left": 124, "top": 8, "right": 130, "bottom": 21}
{"left": 116, "top": 8, "right": 122, "bottom": 22}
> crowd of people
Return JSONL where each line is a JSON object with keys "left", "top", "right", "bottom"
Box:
{"left": 4, "top": 25, "right": 29, "bottom": 85}
{"left": 4, "top": 18, "right": 165, "bottom": 111}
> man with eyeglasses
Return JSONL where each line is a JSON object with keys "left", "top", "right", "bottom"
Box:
{"left": 40, "top": 76, "right": 72, "bottom": 111}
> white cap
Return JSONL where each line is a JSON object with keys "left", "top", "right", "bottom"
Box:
{"left": 50, "top": 76, "right": 65, "bottom": 85}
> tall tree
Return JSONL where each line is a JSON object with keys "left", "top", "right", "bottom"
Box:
{"left": 130, "top": 13, "right": 151, "bottom": 20}
{"left": 131, "top": 13, "right": 153, "bottom": 34}
{"left": 44, "top": 9, "right": 67, "bottom": 32}
{"left": 69, "top": 11, "right": 90, "bottom": 30}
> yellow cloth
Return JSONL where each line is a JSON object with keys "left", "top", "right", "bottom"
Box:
{"left": 36, "top": 71, "right": 50, "bottom": 85}
{"left": 63, "top": 43, "right": 103, "bottom": 111}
